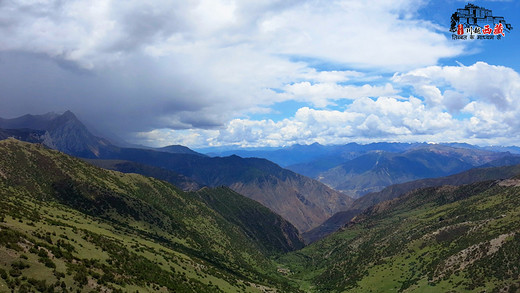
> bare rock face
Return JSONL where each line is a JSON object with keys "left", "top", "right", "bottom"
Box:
{"left": 230, "top": 172, "right": 353, "bottom": 232}
{"left": 0, "top": 111, "right": 113, "bottom": 158}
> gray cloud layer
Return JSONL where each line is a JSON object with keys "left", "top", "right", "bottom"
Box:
{"left": 0, "top": 0, "right": 488, "bottom": 147}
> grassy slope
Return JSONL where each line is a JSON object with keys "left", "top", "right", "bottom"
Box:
{"left": 0, "top": 139, "right": 300, "bottom": 292}
{"left": 6, "top": 138, "right": 520, "bottom": 292}
{"left": 279, "top": 179, "right": 520, "bottom": 292}
{"left": 193, "top": 187, "right": 304, "bottom": 255}
{"left": 83, "top": 160, "right": 304, "bottom": 255}
{"left": 103, "top": 148, "right": 352, "bottom": 232}
{"left": 303, "top": 164, "right": 520, "bottom": 244}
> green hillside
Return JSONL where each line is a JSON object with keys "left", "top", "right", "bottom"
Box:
{"left": 304, "top": 163, "right": 520, "bottom": 244}
{"left": 4, "top": 138, "right": 520, "bottom": 293}
{"left": 193, "top": 187, "right": 304, "bottom": 256}
{"left": 0, "top": 139, "right": 301, "bottom": 292}
{"left": 279, "top": 177, "right": 520, "bottom": 292}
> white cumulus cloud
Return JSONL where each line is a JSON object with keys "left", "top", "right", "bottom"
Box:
{"left": 135, "top": 62, "right": 520, "bottom": 148}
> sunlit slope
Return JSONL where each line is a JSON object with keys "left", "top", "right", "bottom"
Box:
{"left": 279, "top": 177, "right": 520, "bottom": 292}
{"left": 0, "top": 139, "right": 301, "bottom": 292}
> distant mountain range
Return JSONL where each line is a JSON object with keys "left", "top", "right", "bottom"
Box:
{"left": 206, "top": 141, "right": 520, "bottom": 200}
{"left": 0, "top": 111, "right": 352, "bottom": 232}
{"left": 316, "top": 145, "right": 513, "bottom": 198}
{"left": 205, "top": 141, "right": 421, "bottom": 169}
{"left": 205, "top": 142, "right": 520, "bottom": 168}
{"left": 0, "top": 111, "right": 208, "bottom": 159}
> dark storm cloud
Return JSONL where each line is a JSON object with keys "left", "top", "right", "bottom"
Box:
{"left": 0, "top": 51, "right": 218, "bottom": 135}
{"left": 0, "top": 0, "right": 481, "bottom": 147}
{"left": 107, "top": 3, "right": 187, "bottom": 53}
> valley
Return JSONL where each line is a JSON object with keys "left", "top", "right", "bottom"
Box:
{"left": 3, "top": 2, "right": 520, "bottom": 292}
{"left": 1, "top": 112, "right": 520, "bottom": 292}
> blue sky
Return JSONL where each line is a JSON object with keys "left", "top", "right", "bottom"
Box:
{"left": 255, "top": 0, "right": 520, "bottom": 123}
{"left": 0, "top": 0, "right": 519, "bottom": 148}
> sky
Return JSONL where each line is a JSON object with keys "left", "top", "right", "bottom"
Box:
{"left": 0, "top": 0, "right": 519, "bottom": 148}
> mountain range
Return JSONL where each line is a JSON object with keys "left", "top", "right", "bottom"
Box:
{"left": 205, "top": 141, "right": 520, "bottom": 169}
{"left": 315, "top": 145, "right": 513, "bottom": 198}
{"left": 3, "top": 111, "right": 520, "bottom": 234}
{"left": 0, "top": 111, "right": 352, "bottom": 232}
{"left": 205, "top": 141, "right": 422, "bottom": 170}
{"left": 207, "top": 140, "right": 519, "bottom": 200}
{"left": 2, "top": 111, "right": 520, "bottom": 292}
{"left": 86, "top": 148, "right": 352, "bottom": 232}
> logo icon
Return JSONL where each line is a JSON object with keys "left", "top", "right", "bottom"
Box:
{"left": 450, "top": 3, "right": 513, "bottom": 40}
